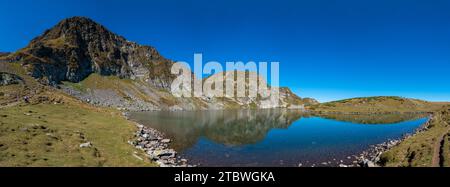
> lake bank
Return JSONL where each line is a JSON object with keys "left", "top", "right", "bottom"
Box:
{"left": 376, "top": 108, "right": 450, "bottom": 167}
{"left": 128, "top": 120, "right": 193, "bottom": 167}
{"left": 347, "top": 115, "right": 433, "bottom": 167}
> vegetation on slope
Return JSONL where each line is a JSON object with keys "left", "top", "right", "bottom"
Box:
{"left": 378, "top": 107, "right": 450, "bottom": 167}
{"left": 0, "top": 103, "right": 153, "bottom": 166}
{"left": 0, "top": 62, "right": 154, "bottom": 166}
{"left": 311, "top": 96, "right": 447, "bottom": 114}
{"left": 62, "top": 73, "right": 187, "bottom": 110}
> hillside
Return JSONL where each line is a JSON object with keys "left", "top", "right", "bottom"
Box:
{"left": 2, "top": 17, "right": 175, "bottom": 87}
{"left": 310, "top": 96, "right": 447, "bottom": 114}
{"left": 0, "top": 52, "right": 9, "bottom": 57}
{"left": 0, "top": 62, "right": 153, "bottom": 166}
{"left": 0, "top": 17, "right": 313, "bottom": 111}
{"left": 378, "top": 107, "right": 450, "bottom": 167}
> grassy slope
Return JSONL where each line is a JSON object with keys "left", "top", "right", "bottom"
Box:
{"left": 0, "top": 102, "right": 154, "bottom": 166}
{"left": 443, "top": 133, "right": 450, "bottom": 167}
{"left": 311, "top": 96, "right": 447, "bottom": 114}
{"left": 0, "top": 62, "right": 154, "bottom": 166}
{"left": 63, "top": 73, "right": 185, "bottom": 108}
{"left": 379, "top": 108, "right": 450, "bottom": 167}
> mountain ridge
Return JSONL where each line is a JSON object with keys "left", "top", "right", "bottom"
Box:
{"left": 1, "top": 16, "right": 316, "bottom": 111}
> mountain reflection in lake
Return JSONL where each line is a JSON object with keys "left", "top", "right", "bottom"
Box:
{"left": 129, "top": 109, "right": 427, "bottom": 167}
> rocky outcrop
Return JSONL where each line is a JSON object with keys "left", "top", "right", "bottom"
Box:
{"left": 301, "top": 97, "right": 319, "bottom": 106}
{"left": 0, "top": 72, "right": 23, "bottom": 86}
{"left": 10, "top": 17, "right": 175, "bottom": 88}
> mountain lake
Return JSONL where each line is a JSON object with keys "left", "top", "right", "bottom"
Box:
{"left": 129, "top": 109, "right": 427, "bottom": 167}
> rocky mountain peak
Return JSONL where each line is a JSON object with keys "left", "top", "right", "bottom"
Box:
{"left": 12, "top": 16, "right": 173, "bottom": 87}
{"left": 31, "top": 17, "right": 126, "bottom": 50}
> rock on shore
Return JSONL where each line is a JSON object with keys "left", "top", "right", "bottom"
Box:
{"left": 130, "top": 123, "right": 191, "bottom": 167}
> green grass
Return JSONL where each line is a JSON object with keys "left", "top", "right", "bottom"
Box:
{"left": 62, "top": 81, "right": 87, "bottom": 93}
{"left": 0, "top": 102, "right": 155, "bottom": 167}
{"left": 443, "top": 133, "right": 450, "bottom": 167}
{"left": 313, "top": 96, "right": 447, "bottom": 114}
{"left": 378, "top": 109, "right": 450, "bottom": 167}
{"left": 1, "top": 62, "right": 155, "bottom": 167}
{"left": 64, "top": 73, "right": 157, "bottom": 103}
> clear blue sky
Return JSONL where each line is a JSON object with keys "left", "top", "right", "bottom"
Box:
{"left": 1, "top": 0, "right": 449, "bottom": 102}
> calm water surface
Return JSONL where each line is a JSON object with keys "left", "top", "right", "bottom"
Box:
{"left": 130, "top": 110, "right": 427, "bottom": 167}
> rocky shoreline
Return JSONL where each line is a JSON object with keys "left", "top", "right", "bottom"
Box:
{"left": 124, "top": 112, "right": 192, "bottom": 167}
{"left": 347, "top": 115, "right": 433, "bottom": 167}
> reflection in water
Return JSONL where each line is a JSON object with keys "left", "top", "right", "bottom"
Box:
{"left": 130, "top": 109, "right": 306, "bottom": 150}
{"left": 130, "top": 109, "right": 426, "bottom": 166}
{"left": 315, "top": 112, "right": 428, "bottom": 124}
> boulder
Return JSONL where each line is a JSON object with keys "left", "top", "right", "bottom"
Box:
{"left": 161, "top": 139, "right": 171, "bottom": 143}
{"left": 79, "top": 142, "right": 92, "bottom": 148}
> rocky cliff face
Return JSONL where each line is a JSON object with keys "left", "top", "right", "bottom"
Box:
{"left": 0, "top": 72, "right": 23, "bottom": 86}
{"left": 6, "top": 16, "right": 315, "bottom": 111}
{"left": 9, "top": 17, "right": 175, "bottom": 88}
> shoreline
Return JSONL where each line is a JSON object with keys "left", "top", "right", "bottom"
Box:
{"left": 123, "top": 113, "right": 192, "bottom": 167}
{"left": 347, "top": 115, "right": 433, "bottom": 167}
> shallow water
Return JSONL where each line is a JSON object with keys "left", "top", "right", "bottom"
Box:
{"left": 130, "top": 109, "right": 427, "bottom": 167}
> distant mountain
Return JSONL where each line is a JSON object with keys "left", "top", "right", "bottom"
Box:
{"left": 2, "top": 17, "right": 315, "bottom": 111}
{"left": 0, "top": 52, "right": 9, "bottom": 56}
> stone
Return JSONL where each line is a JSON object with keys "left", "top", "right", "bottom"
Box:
{"left": 157, "top": 149, "right": 176, "bottom": 158}
{"left": 366, "top": 161, "right": 376, "bottom": 167}
{"left": 79, "top": 142, "right": 92, "bottom": 148}
{"left": 161, "top": 139, "right": 171, "bottom": 143}
{"left": 144, "top": 143, "right": 153, "bottom": 148}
